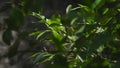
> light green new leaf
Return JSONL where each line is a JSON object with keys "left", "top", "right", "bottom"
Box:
{"left": 77, "top": 55, "right": 84, "bottom": 63}
{"left": 70, "top": 17, "right": 78, "bottom": 26}
{"left": 75, "top": 25, "right": 86, "bottom": 34}
{"left": 52, "top": 30, "right": 63, "bottom": 41}
{"left": 32, "top": 12, "right": 45, "bottom": 20}
{"left": 66, "top": 4, "right": 72, "bottom": 13}
{"left": 78, "top": 4, "right": 87, "bottom": 8}
{"left": 97, "top": 45, "right": 105, "bottom": 53}
{"left": 46, "top": 18, "right": 61, "bottom": 25}
{"left": 50, "top": 24, "right": 66, "bottom": 33}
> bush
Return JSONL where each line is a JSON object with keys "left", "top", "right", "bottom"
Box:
{"left": 3, "top": 0, "right": 120, "bottom": 68}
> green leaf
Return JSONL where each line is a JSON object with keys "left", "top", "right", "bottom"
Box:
{"left": 70, "top": 17, "right": 78, "bottom": 26}
{"left": 29, "top": 52, "right": 40, "bottom": 59}
{"left": 78, "top": 4, "right": 87, "bottom": 8}
{"left": 75, "top": 25, "right": 86, "bottom": 34}
{"left": 117, "top": 9, "right": 120, "bottom": 12}
{"left": 33, "top": 52, "right": 53, "bottom": 64}
{"left": 32, "top": 12, "right": 45, "bottom": 20}
{"left": 29, "top": 31, "right": 40, "bottom": 36}
{"left": 66, "top": 4, "right": 72, "bottom": 13}
{"left": 115, "top": 24, "right": 120, "bottom": 29}
{"left": 77, "top": 55, "right": 84, "bottom": 63}
{"left": 68, "top": 59, "right": 77, "bottom": 68}
{"left": 49, "top": 24, "right": 66, "bottom": 34}
{"left": 102, "top": 8, "right": 109, "bottom": 15}
{"left": 45, "top": 13, "right": 62, "bottom": 26}
{"left": 92, "top": 0, "right": 102, "bottom": 9}
{"left": 46, "top": 18, "right": 61, "bottom": 26}
{"left": 36, "top": 30, "right": 51, "bottom": 40}
{"left": 52, "top": 29, "right": 63, "bottom": 41}
{"left": 97, "top": 45, "right": 105, "bottom": 53}
{"left": 78, "top": 4, "right": 90, "bottom": 12}
{"left": 68, "top": 35, "right": 78, "bottom": 42}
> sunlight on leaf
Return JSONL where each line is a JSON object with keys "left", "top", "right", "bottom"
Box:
{"left": 46, "top": 18, "right": 61, "bottom": 25}
{"left": 77, "top": 55, "right": 84, "bottom": 63}
{"left": 32, "top": 12, "right": 45, "bottom": 20}
{"left": 66, "top": 4, "right": 72, "bottom": 13}
{"left": 70, "top": 17, "right": 78, "bottom": 26}
{"left": 52, "top": 30, "right": 63, "bottom": 41}
{"left": 97, "top": 45, "right": 105, "bottom": 53}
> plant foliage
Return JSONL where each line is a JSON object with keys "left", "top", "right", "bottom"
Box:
{"left": 2, "top": 0, "right": 120, "bottom": 68}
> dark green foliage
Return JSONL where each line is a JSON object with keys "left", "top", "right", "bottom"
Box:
{"left": 30, "top": 0, "right": 120, "bottom": 68}
{"left": 5, "top": 7, "right": 24, "bottom": 30}
{"left": 2, "top": 29, "right": 12, "bottom": 45}
{"left": 21, "top": 0, "right": 43, "bottom": 13}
